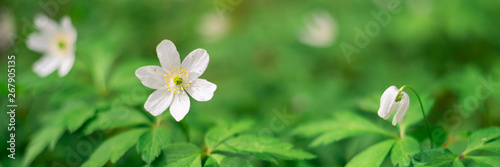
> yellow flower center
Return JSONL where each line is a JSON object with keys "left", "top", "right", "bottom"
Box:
{"left": 164, "top": 67, "right": 192, "bottom": 94}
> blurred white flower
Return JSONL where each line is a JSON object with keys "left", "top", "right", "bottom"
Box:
{"left": 0, "top": 9, "right": 16, "bottom": 52}
{"left": 27, "top": 14, "right": 77, "bottom": 77}
{"left": 136, "top": 40, "right": 217, "bottom": 121}
{"left": 298, "top": 10, "right": 337, "bottom": 47}
{"left": 378, "top": 86, "right": 410, "bottom": 125}
{"left": 198, "top": 12, "right": 229, "bottom": 42}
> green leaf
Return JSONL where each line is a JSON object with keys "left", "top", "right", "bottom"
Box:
{"left": 83, "top": 108, "right": 150, "bottom": 135}
{"left": 164, "top": 143, "right": 201, "bottom": 167}
{"left": 82, "top": 128, "right": 148, "bottom": 167}
{"left": 464, "top": 126, "right": 500, "bottom": 153}
{"left": 60, "top": 102, "right": 96, "bottom": 133}
{"left": 414, "top": 148, "right": 457, "bottom": 166}
{"left": 217, "top": 134, "right": 315, "bottom": 162}
{"left": 475, "top": 140, "right": 500, "bottom": 153}
{"left": 469, "top": 156, "right": 500, "bottom": 167}
{"left": 391, "top": 137, "right": 420, "bottom": 166}
{"left": 293, "top": 111, "right": 397, "bottom": 147}
{"left": 22, "top": 125, "right": 65, "bottom": 167}
{"left": 137, "top": 126, "right": 171, "bottom": 164}
{"left": 204, "top": 154, "right": 255, "bottom": 167}
{"left": 346, "top": 139, "right": 396, "bottom": 167}
{"left": 205, "top": 120, "right": 254, "bottom": 150}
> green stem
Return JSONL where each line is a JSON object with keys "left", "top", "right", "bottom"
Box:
{"left": 400, "top": 85, "right": 434, "bottom": 148}
{"left": 180, "top": 119, "right": 190, "bottom": 142}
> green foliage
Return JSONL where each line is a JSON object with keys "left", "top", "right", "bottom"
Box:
{"left": 293, "top": 111, "right": 398, "bottom": 147}
{"left": 137, "top": 126, "right": 171, "bottom": 164}
{"left": 82, "top": 128, "right": 148, "bottom": 167}
{"left": 469, "top": 156, "right": 500, "bottom": 167}
{"left": 22, "top": 102, "right": 94, "bottom": 167}
{"left": 83, "top": 108, "right": 150, "bottom": 135}
{"left": 204, "top": 154, "right": 254, "bottom": 167}
{"left": 217, "top": 134, "right": 316, "bottom": 162}
{"left": 464, "top": 126, "right": 500, "bottom": 153}
{"left": 205, "top": 120, "right": 254, "bottom": 150}
{"left": 391, "top": 137, "right": 420, "bottom": 166}
{"left": 22, "top": 125, "right": 65, "bottom": 167}
{"left": 345, "top": 139, "right": 396, "bottom": 167}
{"left": 164, "top": 143, "right": 202, "bottom": 167}
{"left": 413, "top": 148, "right": 457, "bottom": 166}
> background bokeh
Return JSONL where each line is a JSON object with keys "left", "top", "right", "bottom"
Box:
{"left": 1, "top": 0, "right": 500, "bottom": 166}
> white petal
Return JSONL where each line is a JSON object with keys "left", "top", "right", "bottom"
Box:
{"left": 157, "top": 40, "right": 180, "bottom": 71}
{"left": 33, "top": 55, "right": 62, "bottom": 77}
{"left": 58, "top": 54, "right": 74, "bottom": 77}
{"left": 170, "top": 92, "right": 190, "bottom": 122}
{"left": 186, "top": 79, "right": 217, "bottom": 102}
{"left": 392, "top": 91, "right": 410, "bottom": 125}
{"left": 144, "top": 89, "right": 174, "bottom": 116}
{"left": 135, "top": 66, "right": 166, "bottom": 89}
{"left": 61, "top": 16, "right": 77, "bottom": 43}
{"left": 27, "top": 33, "right": 49, "bottom": 52}
{"left": 378, "top": 86, "right": 399, "bottom": 119}
{"left": 181, "top": 49, "right": 209, "bottom": 79}
{"left": 34, "top": 14, "right": 58, "bottom": 34}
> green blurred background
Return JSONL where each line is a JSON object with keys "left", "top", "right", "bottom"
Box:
{"left": 1, "top": 0, "right": 500, "bottom": 166}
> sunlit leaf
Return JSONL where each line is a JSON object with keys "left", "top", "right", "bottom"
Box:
{"left": 81, "top": 128, "right": 148, "bottom": 167}
{"left": 137, "top": 126, "right": 171, "bottom": 164}
{"left": 390, "top": 137, "right": 420, "bottom": 166}
{"left": 205, "top": 120, "right": 254, "bottom": 150}
{"left": 293, "top": 111, "right": 398, "bottom": 147}
{"left": 464, "top": 126, "right": 500, "bottom": 153}
{"left": 83, "top": 108, "right": 150, "bottom": 135}
{"left": 164, "top": 143, "right": 201, "bottom": 167}
{"left": 346, "top": 139, "right": 396, "bottom": 167}
{"left": 216, "top": 134, "right": 315, "bottom": 162}
{"left": 204, "top": 154, "right": 254, "bottom": 167}
{"left": 469, "top": 156, "right": 500, "bottom": 167}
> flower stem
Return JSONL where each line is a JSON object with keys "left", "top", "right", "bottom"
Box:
{"left": 401, "top": 85, "right": 434, "bottom": 148}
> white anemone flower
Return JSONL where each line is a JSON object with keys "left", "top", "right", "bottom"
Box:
{"left": 136, "top": 40, "right": 217, "bottom": 121}
{"left": 378, "top": 86, "right": 410, "bottom": 126}
{"left": 198, "top": 12, "right": 229, "bottom": 42}
{"left": 298, "top": 10, "right": 337, "bottom": 47}
{"left": 27, "top": 14, "right": 77, "bottom": 77}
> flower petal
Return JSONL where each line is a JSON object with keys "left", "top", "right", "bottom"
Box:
{"left": 144, "top": 89, "right": 174, "bottom": 116}
{"left": 58, "top": 54, "right": 74, "bottom": 77}
{"left": 181, "top": 49, "right": 209, "bottom": 79}
{"left": 34, "top": 14, "right": 58, "bottom": 34}
{"left": 378, "top": 86, "right": 399, "bottom": 119}
{"left": 61, "top": 16, "right": 77, "bottom": 43}
{"left": 157, "top": 40, "right": 180, "bottom": 71}
{"left": 27, "top": 33, "right": 49, "bottom": 52}
{"left": 170, "top": 92, "right": 190, "bottom": 122}
{"left": 32, "top": 55, "right": 61, "bottom": 77}
{"left": 186, "top": 79, "right": 217, "bottom": 102}
{"left": 392, "top": 91, "right": 410, "bottom": 125}
{"left": 135, "top": 65, "right": 166, "bottom": 89}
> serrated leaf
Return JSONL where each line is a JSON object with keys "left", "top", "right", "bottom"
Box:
{"left": 204, "top": 154, "right": 255, "bottom": 167}
{"left": 82, "top": 128, "right": 148, "bottom": 167}
{"left": 205, "top": 120, "right": 254, "bottom": 150}
{"left": 469, "top": 156, "right": 500, "bottom": 167}
{"left": 391, "top": 137, "right": 420, "bottom": 166}
{"left": 22, "top": 125, "right": 65, "bottom": 167}
{"left": 293, "top": 112, "right": 397, "bottom": 147}
{"left": 414, "top": 148, "right": 457, "bottom": 166}
{"left": 164, "top": 143, "right": 201, "bottom": 167}
{"left": 83, "top": 108, "right": 150, "bottom": 135}
{"left": 217, "top": 134, "right": 315, "bottom": 161}
{"left": 137, "top": 126, "right": 171, "bottom": 163}
{"left": 464, "top": 126, "right": 500, "bottom": 153}
{"left": 346, "top": 139, "right": 396, "bottom": 167}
